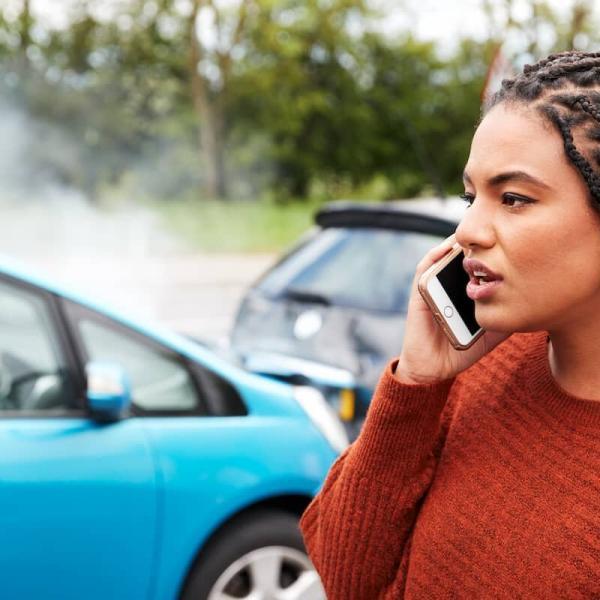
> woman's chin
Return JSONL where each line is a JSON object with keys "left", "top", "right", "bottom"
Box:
{"left": 474, "top": 304, "right": 524, "bottom": 333}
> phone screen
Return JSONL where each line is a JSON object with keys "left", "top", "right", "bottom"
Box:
{"left": 436, "top": 251, "right": 480, "bottom": 335}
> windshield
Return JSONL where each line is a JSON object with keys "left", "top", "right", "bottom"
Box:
{"left": 256, "top": 227, "right": 443, "bottom": 313}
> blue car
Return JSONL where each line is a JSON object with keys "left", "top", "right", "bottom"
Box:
{"left": 0, "top": 257, "right": 346, "bottom": 599}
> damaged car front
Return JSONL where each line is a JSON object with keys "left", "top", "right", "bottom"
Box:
{"left": 231, "top": 198, "right": 465, "bottom": 439}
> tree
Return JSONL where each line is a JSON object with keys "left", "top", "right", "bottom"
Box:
{"left": 188, "top": 0, "right": 259, "bottom": 199}
{"left": 229, "top": 0, "right": 373, "bottom": 197}
{"left": 480, "top": 0, "right": 599, "bottom": 59}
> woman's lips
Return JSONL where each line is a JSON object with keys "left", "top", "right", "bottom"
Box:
{"left": 466, "top": 278, "right": 502, "bottom": 300}
{"left": 463, "top": 257, "right": 504, "bottom": 301}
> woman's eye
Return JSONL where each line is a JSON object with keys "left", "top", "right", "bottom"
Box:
{"left": 459, "top": 193, "right": 475, "bottom": 206}
{"left": 502, "top": 193, "right": 533, "bottom": 208}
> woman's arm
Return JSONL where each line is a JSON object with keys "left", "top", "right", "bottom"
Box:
{"left": 300, "top": 235, "right": 507, "bottom": 599}
{"left": 300, "top": 359, "right": 455, "bottom": 600}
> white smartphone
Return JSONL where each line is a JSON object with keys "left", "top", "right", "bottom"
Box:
{"left": 417, "top": 244, "right": 484, "bottom": 350}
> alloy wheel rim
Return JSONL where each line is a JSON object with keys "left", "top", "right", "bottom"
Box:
{"left": 206, "top": 545, "right": 325, "bottom": 600}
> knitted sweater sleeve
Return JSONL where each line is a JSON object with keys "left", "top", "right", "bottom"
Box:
{"left": 299, "top": 358, "right": 456, "bottom": 599}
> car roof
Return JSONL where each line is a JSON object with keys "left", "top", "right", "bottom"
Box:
{"left": 0, "top": 255, "right": 270, "bottom": 391}
{"left": 0, "top": 254, "right": 208, "bottom": 352}
{"left": 315, "top": 196, "right": 466, "bottom": 234}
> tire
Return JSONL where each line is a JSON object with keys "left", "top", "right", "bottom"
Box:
{"left": 180, "top": 508, "right": 326, "bottom": 600}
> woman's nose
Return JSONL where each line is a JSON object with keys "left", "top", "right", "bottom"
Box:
{"left": 455, "top": 199, "right": 496, "bottom": 251}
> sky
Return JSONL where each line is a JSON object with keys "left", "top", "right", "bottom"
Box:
{"left": 376, "top": 0, "right": 599, "bottom": 54}
{"left": 22, "top": 0, "right": 599, "bottom": 54}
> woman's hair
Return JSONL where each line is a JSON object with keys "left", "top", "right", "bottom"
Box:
{"left": 486, "top": 51, "right": 600, "bottom": 208}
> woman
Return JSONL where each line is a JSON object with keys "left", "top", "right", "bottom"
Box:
{"left": 300, "top": 50, "right": 600, "bottom": 599}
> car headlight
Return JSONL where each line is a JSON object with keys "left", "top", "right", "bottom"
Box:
{"left": 293, "top": 385, "right": 350, "bottom": 453}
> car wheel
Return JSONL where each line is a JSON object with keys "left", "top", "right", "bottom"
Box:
{"left": 180, "top": 508, "right": 325, "bottom": 600}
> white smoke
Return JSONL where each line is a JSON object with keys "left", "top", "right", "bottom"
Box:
{"left": 0, "top": 99, "right": 273, "bottom": 342}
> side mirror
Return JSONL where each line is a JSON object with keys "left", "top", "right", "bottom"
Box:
{"left": 86, "top": 361, "right": 131, "bottom": 421}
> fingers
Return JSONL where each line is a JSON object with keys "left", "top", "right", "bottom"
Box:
{"left": 405, "top": 232, "right": 461, "bottom": 318}
{"left": 409, "top": 234, "right": 458, "bottom": 302}
{"left": 415, "top": 233, "right": 457, "bottom": 277}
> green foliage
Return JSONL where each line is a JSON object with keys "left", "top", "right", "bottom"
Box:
{"left": 0, "top": 1, "right": 597, "bottom": 205}
{"left": 152, "top": 195, "right": 321, "bottom": 252}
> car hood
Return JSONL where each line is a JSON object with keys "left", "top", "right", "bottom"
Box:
{"left": 231, "top": 292, "right": 406, "bottom": 391}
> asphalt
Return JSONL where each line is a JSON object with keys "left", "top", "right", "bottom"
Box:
{"left": 1, "top": 198, "right": 276, "bottom": 344}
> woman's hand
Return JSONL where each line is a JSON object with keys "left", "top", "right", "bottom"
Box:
{"left": 394, "top": 234, "right": 510, "bottom": 384}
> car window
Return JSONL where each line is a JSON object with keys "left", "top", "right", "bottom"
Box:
{"left": 256, "top": 227, "right": 442, "bottom": 313}
{"left": 77, "top": 319, "right": 199, "bottom": 412}
{"left": 0, "top": 280, "right": 76, "bottom": 412}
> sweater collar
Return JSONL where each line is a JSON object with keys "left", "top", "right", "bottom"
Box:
{"left": 527, "top": 331, "right": 600, "bottom": 427}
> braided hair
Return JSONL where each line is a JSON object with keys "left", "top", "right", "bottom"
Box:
{"left": 486, "top": 51, "right": 600, "bottom": 208}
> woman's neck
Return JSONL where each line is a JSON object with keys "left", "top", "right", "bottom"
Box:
{"left": 548, "top": 326, "right": 600, "bottom": 401}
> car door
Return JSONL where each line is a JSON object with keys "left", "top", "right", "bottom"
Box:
{"left": 60, "top": 298, "right": 217, "bottom": 598}
{"left": 0, "top": 276, "right": 157, "bottom": 600}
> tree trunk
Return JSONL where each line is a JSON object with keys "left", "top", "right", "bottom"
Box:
{"left": 189, "top": 4, "right": 228, "bottom": 199}
{"left": 198, "top": 99, "right": 227, "bottom": 199}
{"left": 566, "top": 0, "right": 591, "bottom": 50}
{"left": 18, "top": 0, "right": 32, "bottom": 72}
{"left": 19, "top": 0, "right": 32, "bottom": 49}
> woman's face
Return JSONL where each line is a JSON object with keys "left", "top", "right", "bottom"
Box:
{"left": 456, "top": 101, "right": 600, "bottom": 333}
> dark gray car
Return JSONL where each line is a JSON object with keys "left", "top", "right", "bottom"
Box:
{"left": 231, "top": 197, "right": 466, "bottom": 438}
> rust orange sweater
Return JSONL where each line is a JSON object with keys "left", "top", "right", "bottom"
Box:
{"left": 300, "top": 332, "right": 600, "bottom": 599}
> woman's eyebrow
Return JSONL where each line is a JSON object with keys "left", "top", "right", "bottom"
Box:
{"left": 462, "top": 170, "right": 552, "bottom": 190}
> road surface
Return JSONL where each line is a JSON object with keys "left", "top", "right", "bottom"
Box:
{"left": 0, "top": 199, "right": 278, "bottom": 345}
